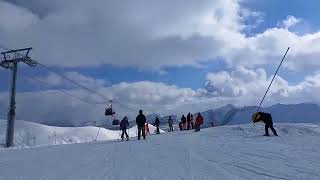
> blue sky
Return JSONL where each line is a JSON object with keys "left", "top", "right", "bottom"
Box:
{"left": 243, "top": 0, "right": 320, "bottom": 35}
{"left": 1, "top": 0, "right": 320, "bottom": 123}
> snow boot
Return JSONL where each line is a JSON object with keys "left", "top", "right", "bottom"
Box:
{"left": 263, "top": 134, "right": 269, "bottom": 136}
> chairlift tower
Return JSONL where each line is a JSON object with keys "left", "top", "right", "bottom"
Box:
{"left": 0, "top": 47, "right": 37, "bottom": 147}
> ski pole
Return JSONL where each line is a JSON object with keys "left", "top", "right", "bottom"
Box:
{"left": 95, "top": 126, "right": 101, "bottom": 141}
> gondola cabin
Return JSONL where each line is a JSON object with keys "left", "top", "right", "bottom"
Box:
{"left": 112, "top": 119, "right": 120, "bottom": 126}
{"left": 105, "top": 108, "right": 115, "bottom": 116}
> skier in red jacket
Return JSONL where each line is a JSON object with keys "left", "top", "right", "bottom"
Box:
{"left": 195, "top": 113, "right": 203, "bottom": 132}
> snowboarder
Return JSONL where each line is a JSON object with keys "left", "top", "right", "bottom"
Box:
{"left": 252, "top": 112, "right": 278, "bottom": 136}
{"left": 190, "top": 114, "right": 195, "bottom": 129}
{"left": 187, "top": 113, "right": 191, "bottom": 130}
{"left": 195, "top": 113, "right": 203, "bottom": 132}
{"left": 168, "top": 116, "right": 173, "bottom": 132}
{"left": 154, "top": 117, "right": 160, "bottom": 134}
{"left": 136, "top": 110, "right": 146, "bottom": 140}
{"left": 145, "top": 123, "right": 150, "bottom": 135}
{"left": 120, "top": 116, "right": 129, "bottom": 141}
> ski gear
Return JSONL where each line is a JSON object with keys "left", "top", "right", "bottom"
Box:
{"left": 181, "top": 115, "right": 187, "bottom": 130}
{"left": 154, "top": 117, "right": 160, "bottom": 134}
{"left": 120, "top": 116, "right": 129, "bottom": 130}
{"left": 145, "top": 123, "right": 150, "bottom": 135}
{"left": 138, "top": 126, "right": 146, "bottom": 140}
{"left": 187, "top": 113, "right": 191, "bottom": 130}
{"left": 190, "top": 114, "right": 194, "bottom": 129}
{"left": 168, "top": 116, "right": 174, "bottom": 132}
{"left": 136, "top": 112, "right": 146, "bottom": 128}
{"left": 253, "top": 112, "right": 278, "bottom": 136}
{"left": 195, "top": 113, "right": 203, "bottom": 131}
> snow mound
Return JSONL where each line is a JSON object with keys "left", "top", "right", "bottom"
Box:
{"left": 0, "top": 120, "right": 164, "bottom": 148}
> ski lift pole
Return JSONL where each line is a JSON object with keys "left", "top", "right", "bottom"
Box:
{"left": 256, "top": 47, "right": 290, "bottom": 113}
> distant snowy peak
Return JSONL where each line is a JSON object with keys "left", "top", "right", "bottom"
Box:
{"left": 215, "top": 103, "right": 320, "bottom": 126}
{"left": 9, "top": 103, "right": 319, "bottom": 128}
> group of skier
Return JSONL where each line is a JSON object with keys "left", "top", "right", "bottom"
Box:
{"left": 119, "top": 110, "right": 206, "bottom": 141}
{"left": 119, "top": 109, "right": 278, "bottom": 141}
{"left": 179, "top": 112, "right": 204, "bottom": 131}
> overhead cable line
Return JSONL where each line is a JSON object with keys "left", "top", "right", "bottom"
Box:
{"left": 23, "top": 74, "right": 106, "bottom": 105}
{"left": 36, "top": 63, "right": 137, "bottom": 112}
{"left": 36, "top": 63, "right": 110, "bottom": 101}
{"left": 1, "top": 44, "right": 137, "bottom": 112}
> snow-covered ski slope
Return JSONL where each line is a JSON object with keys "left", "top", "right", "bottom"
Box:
{"left": 0, "top": 120, "right": 163, "bottom": 147}
{"left": 1, "top": 123, "right": 320, "bottom": 180}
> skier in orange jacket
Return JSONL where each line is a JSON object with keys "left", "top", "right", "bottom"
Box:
{"left": 195, "top": 113, "right": 203, "bottom": 132}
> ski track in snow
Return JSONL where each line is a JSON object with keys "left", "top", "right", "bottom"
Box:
{"left": 0, "top": 123, "right": 320, "bottom": 180}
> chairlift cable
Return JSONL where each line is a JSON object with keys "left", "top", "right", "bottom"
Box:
{"left": 23, "top": 74, "right": 105, "bottom": 105}
{"left": 2, "top": 44, "right": 140, "bottom": 113}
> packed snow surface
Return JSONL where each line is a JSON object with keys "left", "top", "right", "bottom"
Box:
{"left": 0, "top": 122, "right": 320, "bottom": 180}
{"left": 0, "top": 120, "right": 163, "bottom": 147}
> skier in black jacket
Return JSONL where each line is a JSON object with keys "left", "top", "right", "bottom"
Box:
{"left": 252, "top": 112, "right": 278, "bottom": 136}
{"left": 120, "top": 116, "right": 129, "bottom": 141}
{"left": 187, "top": 112, "right": 191, "bottom": 130}
{"left": 154, "top": 117, "right": 160, "bottom": 134}
{"left": 136, "top": 110, "right": 146, "bottom": 140}
{"left": 181, "top": 115, "right": 187, "bottom": 130}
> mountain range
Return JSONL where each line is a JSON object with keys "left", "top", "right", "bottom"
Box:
{"left": 145, "top": 103, "right": 320, "bottom": 129}
{"left": 4, "top": 103, "right": 318, "bottom": 128}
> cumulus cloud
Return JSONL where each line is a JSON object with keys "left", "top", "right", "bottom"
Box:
{"left": 0, "top": 1, "right": 318, "bottom": 74}
{"left": 203, "top": 67, "right": 320, "bottom": 106}
{"left": 1, "top": 1, "right": 320, "bottom": 125}
{"left": 0, "top": 0, "right": 242, "bottom": 68}
{"left": 37, "top": 72, "right": 107, "bottom": 88}
{"left": 278, "top": 15, "right": 301, "bottom": 29}
{"left": 0, "top": 1, "right": 39, "bottom": 31}
{"left": 0, "top": 74, "right": 220, "bottom": 125}
{"left": 1, "top": 69, "right": 320, "bottom": 126}
{"left": 204, "top": 67, "right": 283, "bottom": 97}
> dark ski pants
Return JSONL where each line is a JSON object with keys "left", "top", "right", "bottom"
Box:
{"left": 156, "top": 125, "right": 160, "bottom": 134}
{"left": 195, "top": 124, "right": 201, "bottom": 132}
{"left": 179, "top": 122, "right": 183, "bottom": 131}
{"left": 169, "top": 125, "right": 173, "bottom": 132}
{"left": 265, "top": 123, "right": 278, "bottom": 136}
{"left": 187, "top": 121, "right": 191, "bottom": 130}
{"left": 121, "top": 129, "right": 129, "bottom": 139}
{"left": 138, "top": 126, "right": 146, "bottom": 140}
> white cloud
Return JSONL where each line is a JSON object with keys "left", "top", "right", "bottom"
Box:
{"left": 1, "top": 1, "right": 319, "bottom": 74}
{"left": 204, "top": 67, "right": 320, "bottom": 106}
{"left": 279, "top": 15, "right": 301, "bottom": 29}
{"left": 35, "top": 71, "right": 107, "bottom": 89}
{"left": 1, "top": 1, "right": 320, "bottom": 125}
{"left": 0, "top": 0, "right": 245, "bottom": 68}
{"left": 0, "top": 1, "right": 39, "bottom": 31}
{"left": 1, "top": 69, "right": 320, "bottom": 126}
